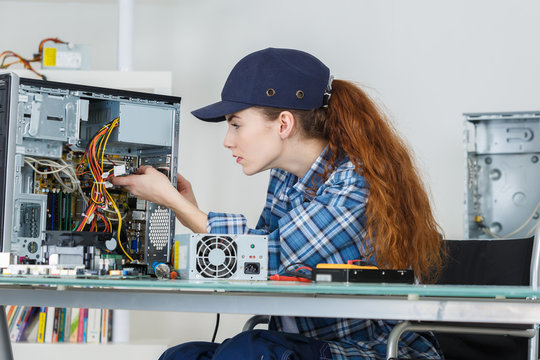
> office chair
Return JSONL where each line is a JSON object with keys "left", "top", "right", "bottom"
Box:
{"left": 386, "top": 228, "right": 540, "bottom": 360}
{"left": 242, "top": 315, "right": 270, "bottom": 332}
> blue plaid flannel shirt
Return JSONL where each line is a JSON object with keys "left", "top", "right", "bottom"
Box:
{"left": 207, "top": 148, "right": 442, "bottom": 360}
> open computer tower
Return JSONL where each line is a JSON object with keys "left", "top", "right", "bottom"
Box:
{"left": 464, "top": 111, "right": 540, "bottom": 239}
{"left": 0, "top": 72, "right": 180, "bottom": 274}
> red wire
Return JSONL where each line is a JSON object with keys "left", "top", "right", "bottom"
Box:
{"left": 38, "top": 38, "right": 67, "bottom": 54}
{"left": 269, "top": 274, "right": 312, "bottom": 283}
{"left": 95, "top": 212, "right": 109, "bottom": 232}
{"left": 294, "top": 266, "right": 312, "bottom": 273}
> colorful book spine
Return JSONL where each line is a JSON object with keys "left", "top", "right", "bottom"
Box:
{"left": 16, "top": 306, "right": 37, "bottom": 342}
{"left": 7, "top": 306, "right": 21, "bottom": 335}
{"left": 107, "top": 309, "right": 113, "bottom": 342}
{"left": 5, "top": 306, "right": 15, "bottom": 325}
{"left": 69, "top": 308, "right": 80, "bottom": 343}
{"left": 37, "top": 307, "right": 47, "bottom": 343}
{"left": 100, "top": 309, "right": 109, "bottom": 344}
{"left": 63, "top": 307, "right": 71, "bottom": 343}
{"left": 10, "top": 306, "right": 28, "bottom": 341}
{"left": 86, "top": 308, "right": 100, "bottom": 343}
{"left": 44, "top": 307, "right": 55, "bottom": 343}
{"left": 52, "top": 307, "right": 60, "bottom": 343}
{"left": 57, "top": 308, "right": 66, "bottom": 342}
{"left": 23, "top": 309, "right": 40, "bottom": 343}
{"left": 77, "top": 308, "right": 86, "bottom": 343}
{"left": 82, "top": 309, "right": 88, "bottom": 343}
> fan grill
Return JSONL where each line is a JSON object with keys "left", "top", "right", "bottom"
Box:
{"left": 196, "top": 235, "right": 238, "bottom": 278}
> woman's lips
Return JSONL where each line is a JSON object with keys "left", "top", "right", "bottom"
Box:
{"left": 233, "top": 155, "right": 243, "bottom": 163}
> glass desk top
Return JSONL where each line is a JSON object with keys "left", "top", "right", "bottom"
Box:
{"left": 0, "top": 276, "right": 539, "bottom": 299}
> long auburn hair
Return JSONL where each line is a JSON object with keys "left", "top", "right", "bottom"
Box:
{"left": 258, "top": 79, "right": 444, "bottom": 283}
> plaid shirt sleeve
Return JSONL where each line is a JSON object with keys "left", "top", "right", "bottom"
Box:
{"left": 206, "top": 212, "right": 250, "bottom": 234}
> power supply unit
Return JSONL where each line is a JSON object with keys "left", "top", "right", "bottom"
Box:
{"left": 41, "top": 42, "right": 91, "bottom": 70}
{"left": 175, "top": 233, "right": 268, "bottom": 281}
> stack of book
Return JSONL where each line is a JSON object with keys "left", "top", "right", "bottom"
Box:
{"left": 5, "top": 306, "right": 113, "bottom": 344}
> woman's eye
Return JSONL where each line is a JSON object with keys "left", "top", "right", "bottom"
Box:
{"left": 230, "top": 124, "right": 240, "bottom": 129}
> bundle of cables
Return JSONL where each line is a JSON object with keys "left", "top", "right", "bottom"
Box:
{"left": 1, "top": 37, "right": 67, "bottom": 80}
{"left": 74, "top": 118, "right": 133, "bottom": 262}
{"left": 24, "top": 156, "right": 86, "bottom": 202}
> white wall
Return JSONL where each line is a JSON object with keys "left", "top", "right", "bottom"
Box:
{"left": 2, "top": 0, "right": 540, "bottom": 348}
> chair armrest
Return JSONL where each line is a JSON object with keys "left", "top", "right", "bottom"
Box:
{"left": 242, "top": 315, "right": 271, "bottom": 332}
{"left": 386, "top": 321, "right": 536, "bottom": 360}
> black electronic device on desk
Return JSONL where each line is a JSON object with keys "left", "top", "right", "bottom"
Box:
{"left": 312, "top": 261, "right": 415, "bottom": 284}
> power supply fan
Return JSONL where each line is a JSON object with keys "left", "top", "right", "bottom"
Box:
{"left": 195, "top": 235, "right": 238, "bottom": 278}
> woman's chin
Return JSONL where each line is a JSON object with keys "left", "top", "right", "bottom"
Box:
{"left": 241, "top": 165, "right": 259, "bottom": 176}
{"left": 242, "top": 168, "right": 254, "bottom": 176}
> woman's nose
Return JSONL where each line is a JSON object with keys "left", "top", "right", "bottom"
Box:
{"left": 223, "top": 130, "right": 234, "bottom": 149}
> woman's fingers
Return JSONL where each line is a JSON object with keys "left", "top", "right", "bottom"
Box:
{"left": 111, "top": 166, "right": 175, "bottom": 205}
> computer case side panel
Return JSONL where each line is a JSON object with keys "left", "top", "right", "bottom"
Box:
{"left": 0, "top": 73, "right": 19, "bottom": 253}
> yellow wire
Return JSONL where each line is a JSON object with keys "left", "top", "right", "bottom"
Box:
{"left": 106, "top": 191, "right": 133, "bottom": 261}
{"left": 106, "top": 216, "right": 112, "bottom": 232}
{"left": 99, "top": 118, "right": 119, "bottom": 169}
{"left": 94, "top": 124, "right": 109, "bottom": 163}
{"left": 95, "top": 118, "right": 119, "bottom": 206}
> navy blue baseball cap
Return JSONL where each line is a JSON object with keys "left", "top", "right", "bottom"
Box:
{"left": 191, "top": 47, "right": 331, "bottom": 122}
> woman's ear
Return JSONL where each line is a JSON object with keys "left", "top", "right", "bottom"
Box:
{"left": 278, "top": 111, "right": 295, "bottom": 140}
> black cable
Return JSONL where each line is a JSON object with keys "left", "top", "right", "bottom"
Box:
{"left": 284, "top": 262, "right": 311, "bottom": 271}
{"left": 211, "top": 313, "right": 220, "bottom": 342}
{"left": 283, "top": 262, "right": 312, "bottom": 279}
{"left": 282, "top": 270, "right": 312, "bottom": 279}
{"left": 348, "top": 259, "right": 378, "bottom": 267}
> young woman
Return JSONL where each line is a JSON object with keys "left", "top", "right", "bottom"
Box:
{"left": 112, "top": 48, "right": 444, "bottom": 360}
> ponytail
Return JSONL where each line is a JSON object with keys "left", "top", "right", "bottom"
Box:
{"left": 326, "top": 80, "right": 443, "bottom": 283}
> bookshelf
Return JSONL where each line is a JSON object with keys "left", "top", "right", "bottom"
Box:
{"left": 6, "top": 306, "right": 112, "bottom": 345}
{"left": 5, "top": 305, "right": 172, "bottom": 360}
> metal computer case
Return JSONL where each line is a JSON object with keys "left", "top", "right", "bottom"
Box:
{"left": 464, "top": 111, "right": 540, "bottom": 239}
{"left": 0, "top": 72, "right": 180, "bottom": 272}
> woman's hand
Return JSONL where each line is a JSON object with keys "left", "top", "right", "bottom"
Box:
{"left": 111, "top": 166, "right": 178, "bottom": 208}
{"left": 111, "top": 166, "right": 208, "bottom": 233}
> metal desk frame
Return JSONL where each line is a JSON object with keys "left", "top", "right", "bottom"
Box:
{"left": 1, "top": 278, "right": 540, "bottom": 360}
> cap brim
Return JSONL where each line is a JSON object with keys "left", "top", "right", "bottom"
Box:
{"left": 191, "top": 100, "right": 252, "bottom": 122}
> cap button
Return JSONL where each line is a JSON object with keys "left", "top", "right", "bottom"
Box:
{"left": 296, "top": 90, "right": 304, "bottom": 99}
